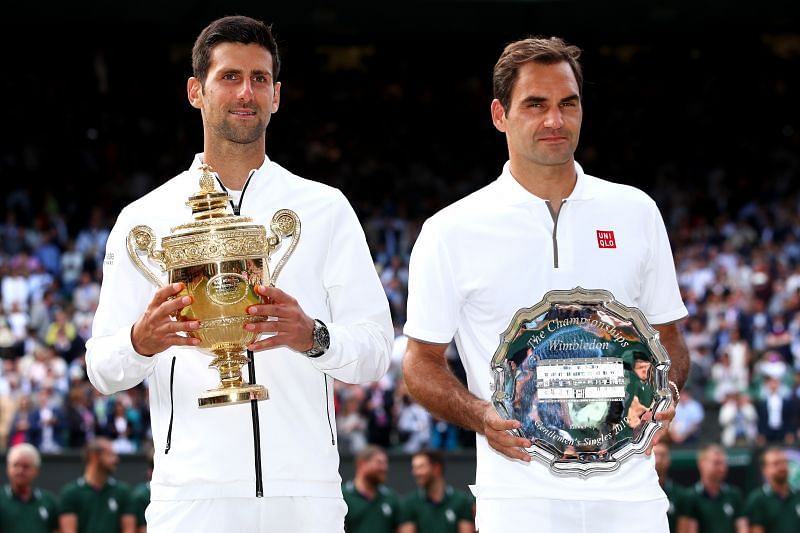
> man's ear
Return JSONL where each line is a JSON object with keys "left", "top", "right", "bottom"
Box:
{"left": 271, "top": 81, "right": 281, "bottom": 113}
{"left": 187, "top": 77, "right": 203, "bottom": 109}
{"left": 491, "top": 99, "right": 507, "bottom": 133}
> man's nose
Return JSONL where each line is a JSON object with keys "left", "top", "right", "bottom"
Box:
{"left": 238, "top": 79, "right": 254, "bottom": 100}
{"left": 543, "top": 107, "right": 564, "bottom": 129}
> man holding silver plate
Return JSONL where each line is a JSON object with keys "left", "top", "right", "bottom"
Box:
{"left": 86, "top": 15, "right": 393, "bottom": 533}
{"left": 403, "top": 37, "right": 689, "bottom": 532}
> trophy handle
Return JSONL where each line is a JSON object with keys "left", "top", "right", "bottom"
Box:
{"left": 268, "top": 209, "right": 301, "bottom": 286}
{"left": 126, "top": 225, "right": 167, "bottom": 288}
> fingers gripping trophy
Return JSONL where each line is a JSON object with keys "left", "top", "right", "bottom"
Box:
{"left": 126, "top": 164, "right": 300, "bottom": 408}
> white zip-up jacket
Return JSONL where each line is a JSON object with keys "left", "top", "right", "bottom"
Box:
{"left": 86, "top": 155, "right": 393, "bottom": 501}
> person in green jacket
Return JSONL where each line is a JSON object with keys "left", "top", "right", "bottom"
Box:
{"left": 59, "top": 437, "right": 136, "bottom": 533}
{"left": 0, "top": 443, "right": 59, "bottom": 533}
{"left": 744, "top": 447, "right": 800, "bottom": 533}
{"left": 678, "top": 443, "right": 747, "bottom": 533}
{"left": 653, "top": 442, "right": 685, "bottom": 533}
{"left": 342, "top": 445, "right": 403, "bottom": 533}
{"left": 399, "top": 449, "right": 474, "bottom": 533}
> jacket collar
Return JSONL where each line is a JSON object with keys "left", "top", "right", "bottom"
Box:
{"left": 495, "top": 160, "right": 595, "bottom": 206}
{"left": 187, "top": 153, "right": 273, "bottom": 191}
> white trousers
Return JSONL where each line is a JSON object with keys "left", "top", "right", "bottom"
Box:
{"left": 146, "top": 496, "right": 347, "bottom": 533}
{"left": 475, "top": 497, "right": 669, "bottom": 533}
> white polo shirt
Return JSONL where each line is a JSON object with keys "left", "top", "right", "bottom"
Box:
{"left": 404, "top": 161, "right": 687, "bottom": 502}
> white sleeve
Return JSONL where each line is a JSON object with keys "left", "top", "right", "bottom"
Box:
{"left": 403, "top": 218, "right": 462, "bottom": 344}
{"left": 85, "top": 211, "right": 159, "bottom": 394}
{"left": 310, "top": 192, "right": 393, "bottom": 384}
{"left": 639, "top": 202, "right": 688, "bottom": 325}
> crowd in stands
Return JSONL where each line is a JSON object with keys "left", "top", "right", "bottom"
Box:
{"left": 1, "top": 27, "right": 799, "bottom": 463}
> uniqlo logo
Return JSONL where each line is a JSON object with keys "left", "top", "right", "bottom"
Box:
{"left": 597, "top": 230, "right": 616, "bottom": 248}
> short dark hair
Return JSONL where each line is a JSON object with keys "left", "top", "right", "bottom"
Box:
{"left": 413, "top": 449, "right": 445, "bottom": 471}
{"left": 192, "top": 15, "right": 280, "bottom": 84}
{"left": 356, "top": 445, "right": 387, "bottom": 464}
{"left": 82, "top": 437, "right": 112, "bottom": 463}
{"left": 493, "top": 36, "right": 583, "bottom": 114}
{"left": 760, "top": 446, "right": 786, "bottom": 467}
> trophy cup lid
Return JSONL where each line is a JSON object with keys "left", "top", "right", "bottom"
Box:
{"left": 170, "top": 164, "right": 255, "bottom": 234}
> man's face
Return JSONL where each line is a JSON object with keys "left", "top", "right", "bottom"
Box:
{"left": 188, "top": 42, "right": 281, "bottom": 146}
{"left": 699, "top": 450, "right": 728, "bottom": 484}
{"left": 653, "top": 443, "right": 671, "bottom": 477}
{"left": 762, "top": 450, "right": 789, "bottom": 486}
{"left": 360, "top": 452, "right": 388, "bottom": 486}
{"left": 411, "top": 455, "right": 437, "bottom": 489}
{"left": 634, "top": 360, "right": 650, "bottom": 381}
{"left": 491, "top": 61, "right": 582, "bottom": 170}
{"left": 96, "top": 441, "right": 119, "bottom": 474}
{"left": 7, "top": 451, "right": 38, "bottom": 490}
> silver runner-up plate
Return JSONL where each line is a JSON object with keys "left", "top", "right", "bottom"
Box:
{"left": 490, "top": 287, "right": 672, "bottom": 478}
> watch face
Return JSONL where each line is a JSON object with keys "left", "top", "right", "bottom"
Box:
{"left": 317, "top": 322, "right": 331, "bottom": 349}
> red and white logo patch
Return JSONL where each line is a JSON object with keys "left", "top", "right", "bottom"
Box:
{"left": 596, "top": 230, "right": 616, "bottom": 249}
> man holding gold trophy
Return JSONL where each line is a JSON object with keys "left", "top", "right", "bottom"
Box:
{"left": 86, "top": 15, "right": 393, "bottom": 532}
{"left": 403, "top": 37, "right": 690, "bottom": 532}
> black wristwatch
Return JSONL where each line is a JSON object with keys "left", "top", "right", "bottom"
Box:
{"left": 302, "top": 319, "right": 330, "bottom": 358}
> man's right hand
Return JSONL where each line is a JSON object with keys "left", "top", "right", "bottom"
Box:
{"left": 131, "top": 283, "right": 201, "bottom": 356}
{"left": 482, "top": 403, "right": 532, "bottom": 462}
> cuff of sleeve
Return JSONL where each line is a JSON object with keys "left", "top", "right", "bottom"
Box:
{"left": 306, "top": 322, "right": 342, "bottom": 365}
{"left": 117, "top": 324, "right": 160, "bottom": 364}
{"left": 647, "top": 307, "right": 689, "bottom": 326}
{"left": 402, "top": 324, "right": 454, "bottom": 345}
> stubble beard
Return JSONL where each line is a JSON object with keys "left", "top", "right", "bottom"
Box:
{"left": 214, "top": 114, "right": 268, "bottom": 145}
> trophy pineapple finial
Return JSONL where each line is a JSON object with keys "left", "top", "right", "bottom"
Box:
{"left": 187, "top": 164, "right": 231, "bottom": 220}
{"left": 199, "top": 164, "right": 216, "bottom": 193}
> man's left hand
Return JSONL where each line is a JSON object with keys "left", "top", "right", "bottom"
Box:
{"left": 645, "top": 403, "right": 675, "bottom": 455}
{"left": 245, "top": 285, "right": 315, "bottom": 352}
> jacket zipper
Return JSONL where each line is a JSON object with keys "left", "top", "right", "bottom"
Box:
{"left": 545, "top": 200, "right": 567, "bottom": 269}
{"left": 214, "top": 170, "right": 264, "bottom": 497}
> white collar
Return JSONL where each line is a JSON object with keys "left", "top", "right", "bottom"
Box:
{"left": 495, "top": 160, "right": 594, "bottom": 206}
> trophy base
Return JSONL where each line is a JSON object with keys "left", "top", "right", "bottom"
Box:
{"left": 197, "top": 384, "right": 269, "bottom": 408}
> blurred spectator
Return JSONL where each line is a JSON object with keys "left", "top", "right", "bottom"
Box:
{"left": 743, "top": 447, "right": 800, "bottom": 533}
{"left": 44, "top": 308, "right": 79, "bottom": 362}
{"left": 754, "top": 351, "right": 789, "bottom": 386}
{"left": 395, "top": 380, "right": 430, "bottom": 454}
{"left": 0, "top": 443, "right": 59, "bottom": 533}
{"left": 337, "top": 386, "right": 368, "bottom": 454}
{"left": 131, "top": 442, "right": 153, "bottom": 533}
{"left": 64, "top": 387, "right": 96, "bottom": 450}
{"left": 669, "top": 388, "right": 705, "bottom": 445}
{"left": 678, "top": 444, "right": 747, "bottom": 533}
{"left": 363, "top": 380, "right": 394, "bottom": 449}
{"left": 104, "top": 400, "right": 137, "bottom": 454}
{"left": 718, "top": 392, "right": 758, "bottom": 448}
{"left": 342, "top": 445, "right": 402, "bottom": 533}
{"left": 756, "top": 377, "right": 796, "bottom": 446}
{"left": 7, "top": 396, "right": 40, "bottom": 449}
{"left": 59, "top": 437, "right": 135, "bottom": 533}
{"left": 35, "top": 387, "right": 64, "bottom": 453}
{"left": 60, "top": 240, "right": 84, "bottom": 295}
{"left": 653, "top": 442, "right": 685, "bottom": 533}
{"left": 1, "top": 259, "right": 30, "bottom": 313}
{"left": 74, "top": 208, "right": 109, "bottom": 275}
{"left": 710, "top": 351, "right": 748, "bottom": 403}
{"left": 399, "top": 449, "right": 475, "bottom": 533}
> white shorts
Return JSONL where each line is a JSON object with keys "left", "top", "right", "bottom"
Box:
{"left": 146, "top": 496, "right": 347, "bottom": 533}
{"left": 475, "top": 496, "right": 669, "bottom": 533}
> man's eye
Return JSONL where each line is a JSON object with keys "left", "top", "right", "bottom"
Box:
{"left": 253, "top": 76, "right": 269, "bottom": 83}
{"left": 223, "top": 74, "right": 237, "bottom": 80}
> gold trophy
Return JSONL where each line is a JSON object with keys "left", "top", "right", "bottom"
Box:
{"left": 126, "top": 165, "right": 300, "bottom": 408}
